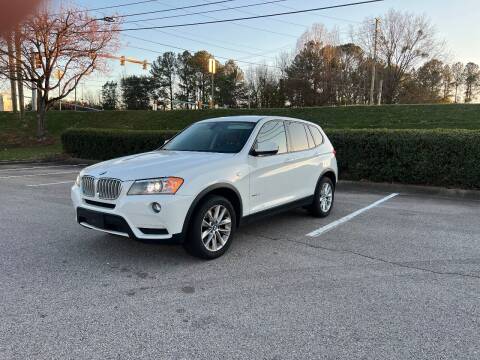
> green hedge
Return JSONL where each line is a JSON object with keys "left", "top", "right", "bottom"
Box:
{"left": 329, "top": 129, "right": 480, "bottom": 189}
{"left": 61, "top": 128, "right": 177, "bottom": 160}
{"left": 62, "top": 128, "right": 480, "bottom": 189}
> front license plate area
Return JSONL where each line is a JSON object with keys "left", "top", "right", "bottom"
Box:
{"left": 84, "top": 212, "right": 105, "bottom": 229}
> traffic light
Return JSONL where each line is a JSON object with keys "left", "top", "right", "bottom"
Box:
{"left": 120, "top": 56, "right": 125, "bottom": 66}
{"left": 33, "top": 52, "right": 42, "bottom": 69}
{"left": 142, "top": 60, "right": 148, "bottom": 70}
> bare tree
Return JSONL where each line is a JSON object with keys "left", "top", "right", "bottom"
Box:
{"left": 0, "top": 5, "right": 119, "bottom": 139}
{"left": 296, "top": 23, "right": 340, "bottom": 53}
{"left": 357, "top": 10, "right": 444, "bottom": 103}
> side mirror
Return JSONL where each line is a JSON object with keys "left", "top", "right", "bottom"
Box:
{"left": 252, "top": 141, "right": 279, "bottom": 156}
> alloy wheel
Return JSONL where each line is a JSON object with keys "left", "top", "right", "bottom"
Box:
{"left": 201, "top": 204, "right": 232, "bottom": 252}
{"left": 319, "top": 182, "right": 333, "bottom": 212}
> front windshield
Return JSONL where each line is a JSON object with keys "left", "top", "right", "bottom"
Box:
{"left": 162, "top": 121, "right": 256, "bottom": 153}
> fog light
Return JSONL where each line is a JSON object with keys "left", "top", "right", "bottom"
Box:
{"left": 151, "top": 202, "right": 161, "bottom": 213}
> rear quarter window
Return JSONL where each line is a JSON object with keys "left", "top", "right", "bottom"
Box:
{"left": 308, "top": 125, "right": 324, "bottom": 146}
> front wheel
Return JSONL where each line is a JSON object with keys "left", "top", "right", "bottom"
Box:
{"left": 309, "top": 177, "right": 335, "bottom": 218}
{"left": 184, "top": 195, "right": 236, "bottom": 259}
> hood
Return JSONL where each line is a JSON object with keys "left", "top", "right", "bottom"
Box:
{"left": 83, "top": 150, "right": 235, "bottom": 181}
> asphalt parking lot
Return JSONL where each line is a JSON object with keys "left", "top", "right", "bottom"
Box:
{"left": 1, "top": 162, "right": 479, "bottom": 360}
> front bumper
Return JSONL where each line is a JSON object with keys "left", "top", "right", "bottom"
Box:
{"left": 71, "top": 184, "right": 193, "bottom": 240}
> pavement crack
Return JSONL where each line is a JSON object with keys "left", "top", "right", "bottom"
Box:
{"left": 247, "top": 232, "right": 480, "bottom": 281}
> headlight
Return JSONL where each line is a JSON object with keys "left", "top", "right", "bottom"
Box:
{"left": 128, "top": 177, "right": 184, "bottom": 195}
{"left": 75, "top": 174, "right": 81, "bottom": 187}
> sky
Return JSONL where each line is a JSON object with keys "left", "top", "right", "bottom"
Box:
{"left": 51, "top": 0, "right": 480, "bottom": 99}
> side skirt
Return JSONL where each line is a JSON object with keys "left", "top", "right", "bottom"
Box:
{"left": 240, "top": 196, "right": 314, "bottom": 226}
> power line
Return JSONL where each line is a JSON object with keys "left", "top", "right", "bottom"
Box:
{"left": 106, "top": 0, "right": 239, "bottom": 19}
{"left": 122, "top": 0, "right": 289, "bottom": 24}
{"left": 124, "top": 19, "right": 286, "bottom": 61}
{"left": 123, "top": 35, "right": 281, "bottom": 69}
{"left": 214, "top": 0, "right": 308, "bottom": 29}
{"left": 138, "top": 0, "right": 300, "bottom": 39}
{"left": 54, "top": 0, "right": 171, "bottom": 15}
{"left": 275, "top": 3, "right": 363, "bottom": 24}
{"left": 90, "top": 1, "right": 384, "bottom": 32}
{"left": 122, "top": 9, "right": 299, "bottom": 58}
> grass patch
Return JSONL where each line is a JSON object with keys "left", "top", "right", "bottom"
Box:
{"left": 0, "top": 144, "right": 63, "bottom": 161}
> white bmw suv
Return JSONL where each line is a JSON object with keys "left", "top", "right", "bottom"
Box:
{"left": 71, "top": 116, "right": 338, "bottom": 259}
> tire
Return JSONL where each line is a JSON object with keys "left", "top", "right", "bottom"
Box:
{"left": 309, "top": 176, "right": 335, "bottom": 218}
{"left": 184, "top": 195, "right": 237, "bottom": 259}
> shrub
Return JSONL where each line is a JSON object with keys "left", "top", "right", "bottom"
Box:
{"left": 62, "top": 128, "right": 480, "bottom": 189}
{"left": 61, "top": 128, "right": 177, "bottom": 160}
{"left": 328, "top": 129, "right": 480, "bottom": 189}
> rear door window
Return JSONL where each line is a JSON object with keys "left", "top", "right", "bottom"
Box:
{"left": 286, "top": 121, "right": 309, "bottom": 152}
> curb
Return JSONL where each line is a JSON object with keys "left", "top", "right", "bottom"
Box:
{"left": 338, "top": 180, "right": 480, "bottom": 201}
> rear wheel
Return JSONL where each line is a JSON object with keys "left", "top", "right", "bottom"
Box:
{"left": 309, "top": 177, "right": 335, "bottom": 218}
{"left": 184, "top": 195, "right": 236, "bottom": 259}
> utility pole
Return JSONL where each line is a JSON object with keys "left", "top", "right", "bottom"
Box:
{"left": 7, "top": 33, "right": 18, "bottom": 113}
{"left": 369, "top": 17, "right": 380, "bottom": 105}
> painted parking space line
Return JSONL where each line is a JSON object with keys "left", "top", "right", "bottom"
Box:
{"left": 0, "top": 164, "right": 86, "bottom": 172}
{"left": 306, "top": 193, "right": 399, "bottom": 237}
{"left": 0, "top": 171, "right": 79, "bottom": 179}
{"left": 27, "top": 181, "right": 74, "bottom": 187}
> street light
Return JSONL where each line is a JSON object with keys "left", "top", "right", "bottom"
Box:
{"left": 208, "top": 57, "right": 216, "bottom": 109}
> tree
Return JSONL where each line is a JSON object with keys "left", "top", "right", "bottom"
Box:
{"left": 101, "top": 81, "right": 118, "bottom": 110}
{"left": 451, "top": 62, "right": 465, "bottom": 103}
{"left": 296, "top": 23, "right": 339, "bottom": 53}
{"left": 246, "top": 64, "right": 282, "bottom": 108}
{"left": 191, "top": 50, "right": 213, "bottom": 105}
{"left": 0, "top": 6, "right": 119, "bottom": 139}
{"left": 285, "top": 41, "right": 339, "bottom": 106}
{"left": 357, "top": 10, "right": 443, "bottom": 103}
{"left": 463, "top": 62, "right": 480, "bottom": 103}
{"left": 121, "top": 75, "right": 153, "bottom": 110}
{"left": 176, "top": 51, "right": 195, "bottom": 108}
{"left": 215, "top": 60, "right": 247, "bottom": 107}
{"left": 441, "top": 64, "right": 454, "bottom": 102}
{"left": 416, "top": 59, "right": 444, "bottom": 102}
{"left": 335, "top": 43, "right": 369, "bottom": 105}
{"left": 150, "top": 52, "right": 176, "bottom": 110}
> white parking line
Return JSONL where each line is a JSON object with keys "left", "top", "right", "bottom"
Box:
{"left": 307, "top": 193, "right": 399, "bottom": 237}
{"left": 27, "top": 181, "right": 74, "bottom": 187}
{"left": 0, "top": 164, "right": 86, "bottom": 172}
{"left": 0, "top": 171, "right": 79, "bottom": 179}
